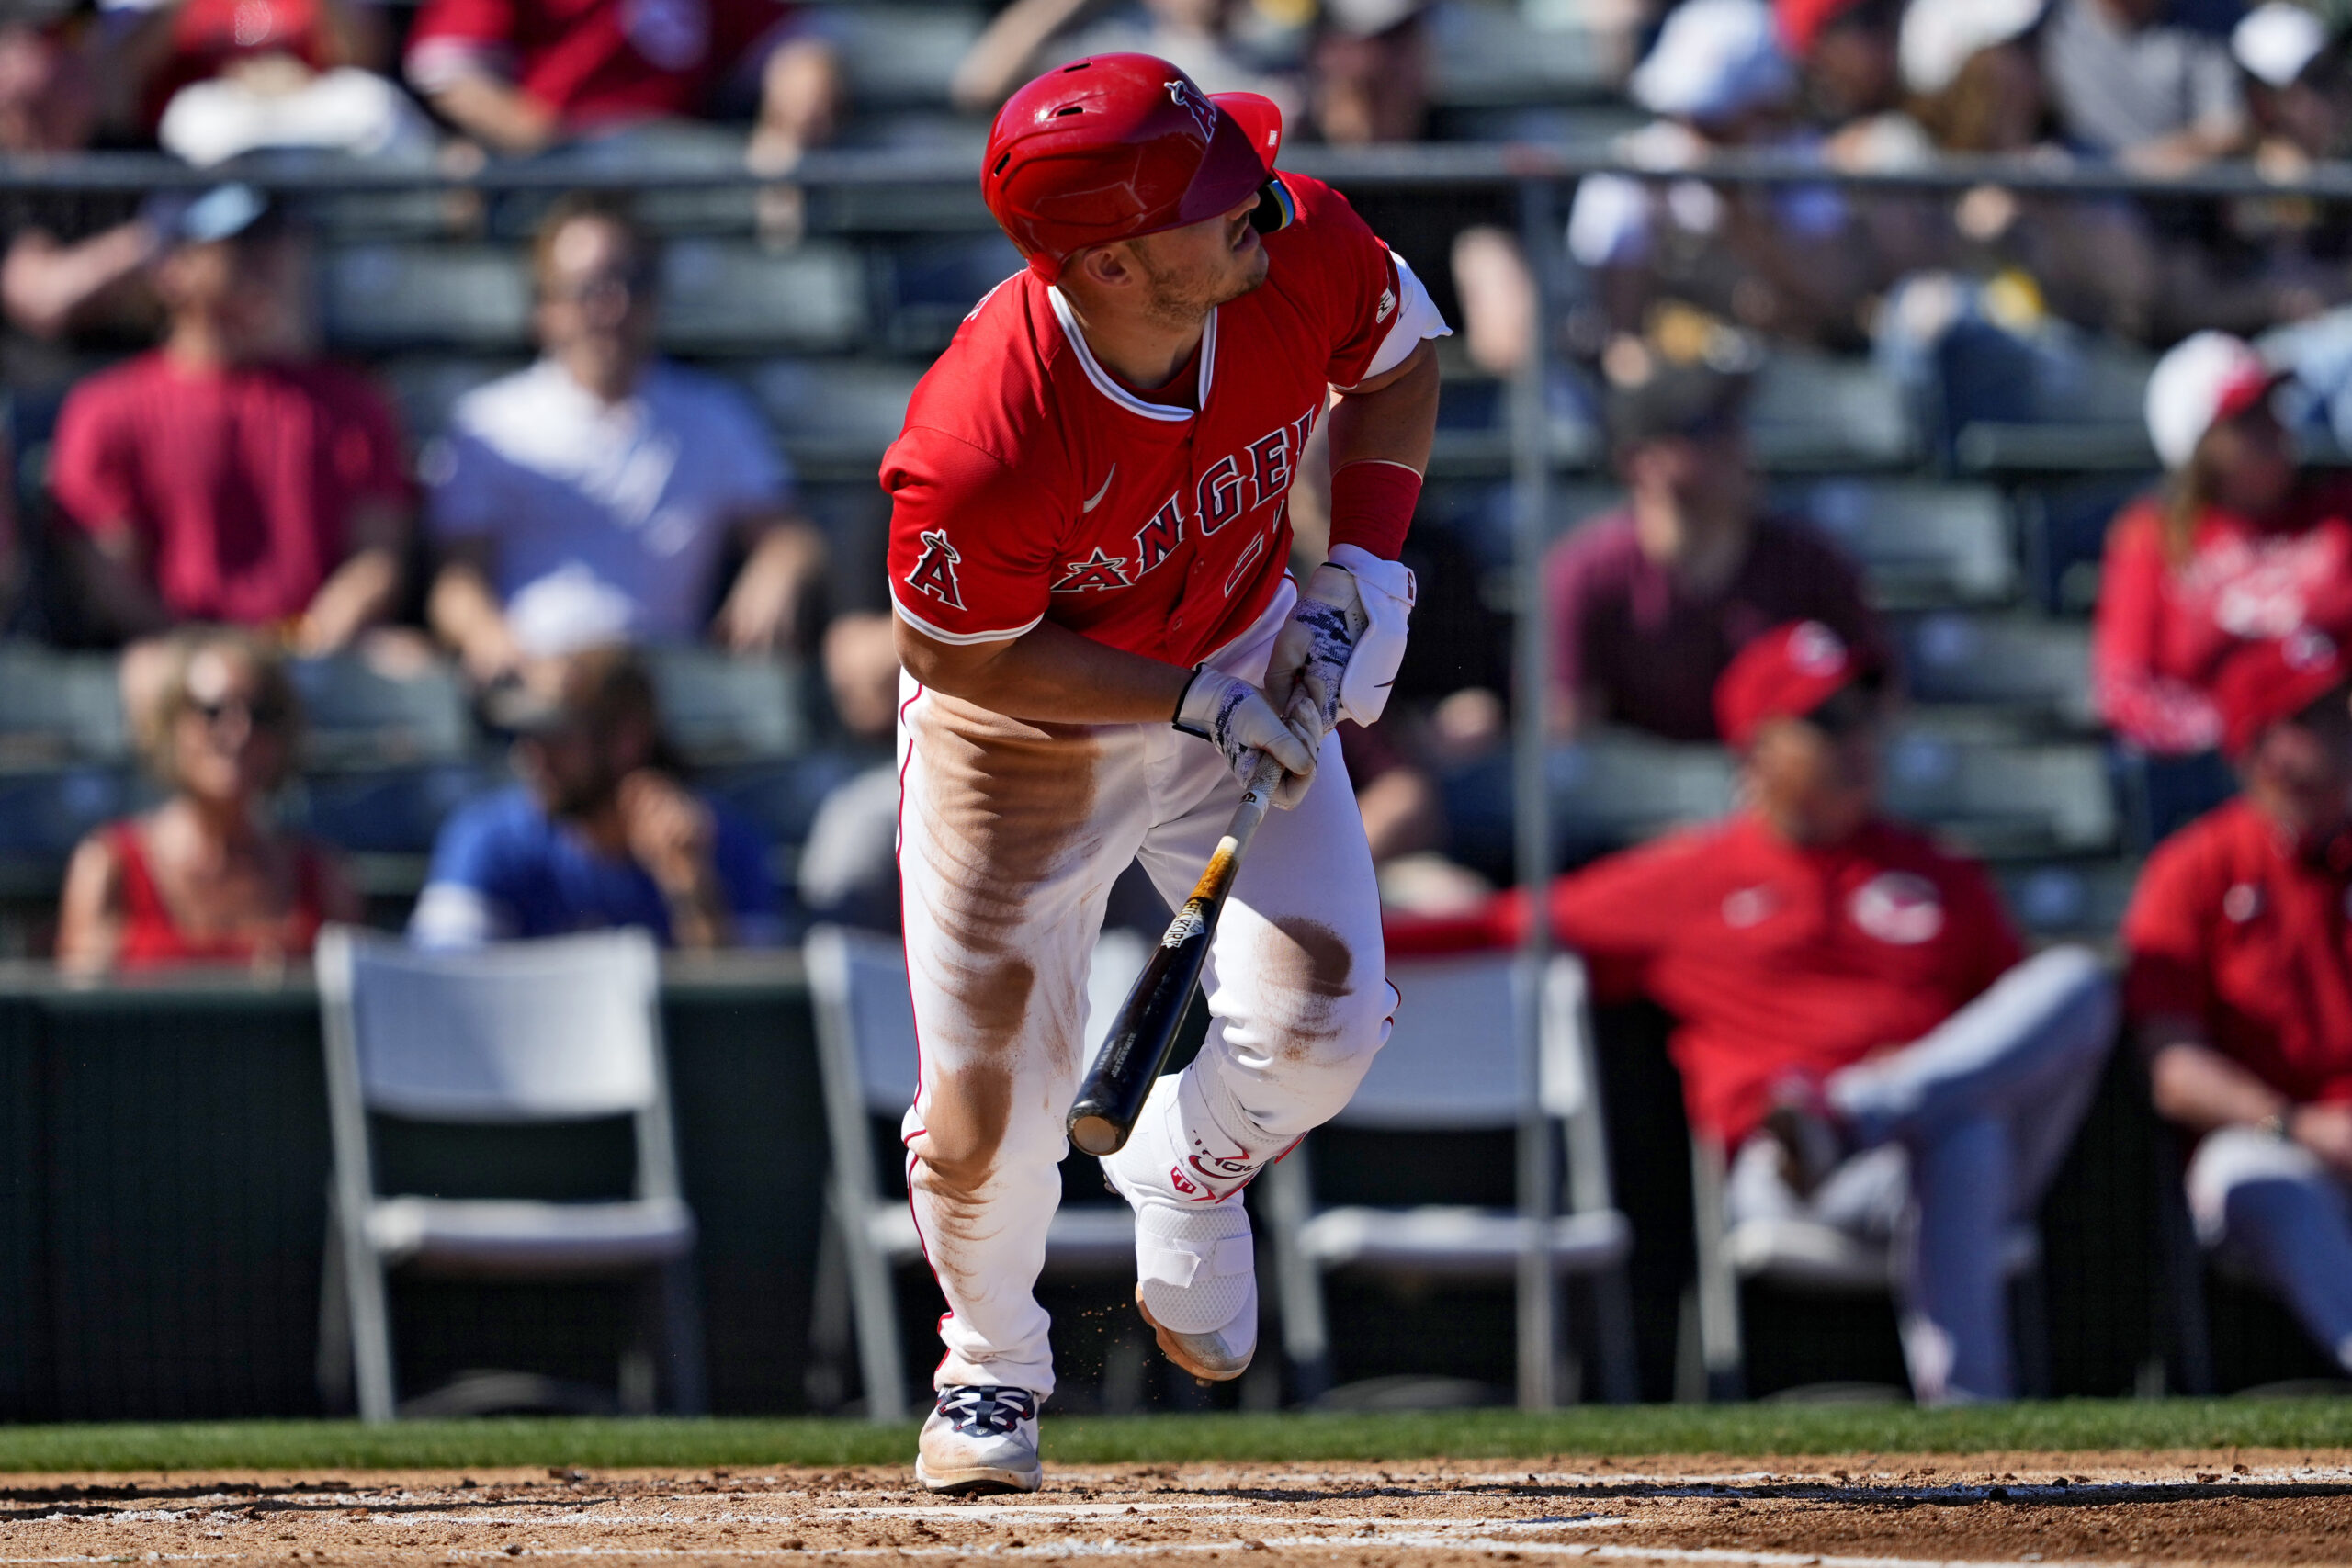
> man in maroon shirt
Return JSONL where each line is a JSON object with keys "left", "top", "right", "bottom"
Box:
{"left": 1547, "top": 355, "right": 1890, "bottom": 740}
{"left": 2127, "top": 631, "right": 2352, "bottom": 1374}
{"left": 50, "top": 186, "right": 412, "bottom": 652}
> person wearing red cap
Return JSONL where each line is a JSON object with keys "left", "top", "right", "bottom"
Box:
{"left": 2094, "top": 332, "right": 2352, "bottom": 765}
{"left": 881, "top": 54, "right": 1447, "bottom": 1492}
{"left": 2124, "top": 631, "right": 2352, "bottom": 1375}
{"left": 1404, "top": 621, "right": 2114, "bottom": 1402}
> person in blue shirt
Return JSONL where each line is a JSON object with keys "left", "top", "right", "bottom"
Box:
{"left": 411, "top": 646, "right": 781, "bottom": 949}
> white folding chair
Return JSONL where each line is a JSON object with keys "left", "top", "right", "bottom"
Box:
{"left": 804, "top": 923, "right": 1148, "bottom": 1419}
{"left": 315, "top": 926, "right": 704, "bottom": 1422}
{"left": 1687, "top": 1135, "right": 2049, "bottom": 1401}
{"left": 1260, "top": 950, "right": 1638, "bottom": 1404}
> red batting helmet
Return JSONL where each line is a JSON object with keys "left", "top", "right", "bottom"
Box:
{"left": 981, "top": 53, "right": 1285, "bottom": 283}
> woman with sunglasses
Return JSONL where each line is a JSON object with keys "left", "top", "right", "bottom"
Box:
{"left": 57, "top": 626, "right": 359, "bottom": 973}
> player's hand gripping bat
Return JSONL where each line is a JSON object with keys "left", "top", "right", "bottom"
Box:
{"left": 1066, "top": 593, "right": 1369, "bottom": 1157}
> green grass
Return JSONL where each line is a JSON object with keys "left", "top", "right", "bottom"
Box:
{"left": 4, "top": 1401, "right": 2352, "bottom": 1473}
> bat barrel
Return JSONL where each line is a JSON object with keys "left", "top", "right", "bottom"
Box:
{"left": 1066, "top": 905, "right": 1216, "bottom": 1156}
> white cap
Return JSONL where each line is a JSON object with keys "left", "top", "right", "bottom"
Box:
{"left": 1630, "top": 0, "right": 1794, "bottom": 123}
{"left": 2144, "top": 331, "right": 2287, "bottom": 470}
{"left": 2234, "top": 3, "right": 2330, "bottom": 88}
{"left": 1899, "top": 0, "right": 2047, "bottom": 96}
{"left": 505, "top": 563, "right": 641, "bottom": 659}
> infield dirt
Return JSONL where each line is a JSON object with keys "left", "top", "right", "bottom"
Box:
{"left": 4, "top": 1452, "right": 2352, "bottom": 1567}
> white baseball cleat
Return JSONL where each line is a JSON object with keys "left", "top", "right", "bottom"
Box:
{"left": 1103, "top": 1073, "right": 1261, "bottom": 1382}
{"left": 914, "top": 1385, "right": 1043, "bottom": 1495}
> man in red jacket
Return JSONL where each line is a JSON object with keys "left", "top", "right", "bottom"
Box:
{"left": 2126, "top": 631, "right": 2352, "bottom": 1374}
{"left": 1543, "top": 622, "right": 2115, "bottom": 1402}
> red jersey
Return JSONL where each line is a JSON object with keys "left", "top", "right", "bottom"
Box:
{"left": 2093, "top": 483, "right": 2352, "bottom": 755}
{"left": 51, "top": 353, "right": 410, "bottom": 626}
{"left": 2123, "top": 797, "right": 2352, "bottom": 1107}
{"left": 882, "top": 174, "right": 1422, "bottom": 669}
{"left": 405, "top": 0, "right": 794, "bottom": 130}
{"left": 1547, "top": 814, "right": 2019, "bottom": 1141}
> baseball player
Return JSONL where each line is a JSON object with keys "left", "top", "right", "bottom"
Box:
{"left": 882, "top": 53, "right": 1447, "bottom": 1493}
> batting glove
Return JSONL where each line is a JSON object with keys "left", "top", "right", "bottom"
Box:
{"left": 1173, "top": 666, "right": 1319, "bottom": 808}
{"left": 1264, "top": 543, "right": 1416, "bottom": 741}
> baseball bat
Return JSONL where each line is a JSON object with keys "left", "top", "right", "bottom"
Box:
{"left": 1066, "top": 749, "right": 1286, "bottom": 1157}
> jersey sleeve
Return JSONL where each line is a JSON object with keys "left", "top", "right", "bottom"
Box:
{"left": 2121, "top": 836, "right": 2215, "bottom": 1026}
{"left": 50, "top": 378, "right": 141, "bottom": 542}
{"left": 1284, "top": 176, "right": 1450, "bottom": 391}
{"left": 2092, "top": 498, "right": 2224, "bottom": 754}
{"left": 882, "top": 424, "right": 1060, "bottom": 646}
{"left": 1547, "top": 833, "right": 1713, "bottom": 966}
{"left": 404, "top": 0, "right": 516, "bottom": 92}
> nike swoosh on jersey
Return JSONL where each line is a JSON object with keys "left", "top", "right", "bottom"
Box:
{"left": 1081, "top": 467, "right": 1117, "bottom": 512}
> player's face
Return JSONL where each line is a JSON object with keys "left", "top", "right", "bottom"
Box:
{"left": 1746, "top": 688, "right": 1879, "bottom": 845}
{"left": 1125, "top": 190, "right": 1271, "bottom": 324}
{"left": 2249, "top": 688, "right": 2352, "bottom": 841}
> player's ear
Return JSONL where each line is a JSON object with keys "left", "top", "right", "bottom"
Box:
{"left": 1070, "top": 242, "right": 1136, "bottom": 292}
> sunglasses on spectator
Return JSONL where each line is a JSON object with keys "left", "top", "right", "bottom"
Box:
{"left": 190, "top": 694, "right": 290, "bottom": 730}
{"left": 544, "top": 266, "right": 655, "bottom": 307}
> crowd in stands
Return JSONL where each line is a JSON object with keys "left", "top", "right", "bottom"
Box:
{"left": 17, "top": 0, "right": 2352, "bottom": 1396}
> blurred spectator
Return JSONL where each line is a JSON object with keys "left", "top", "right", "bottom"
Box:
{"left": 2236, "top": 3, "right": 2347, "bottom": 171}
{"left": 952, "top": 0, "right": 1305, "bottom": 118}
{"left": 1547, "top": 345, "right": 1890, "bottom": 740}
{"left": 1781, "top": 0, "right": 1905, "bottom": 162}
{"left": 1307, "top": 0, "right": 1427, "bottom": 146}
{"left": 402, "top": 0, "right": 841, "bottom": 164}
{"left": 2093, "top": 332, "right": 2352, "bottom": 756}
{"left": 794, "top": 609, "right": 899, "bottom": 931}
{"left": 0, "top": 4, "right": 161, "bottom": 350}
{"left": 1565, "top": 0, "right": 1871, "bottom": 347}
{"left": 2041, "top": 0, "right": 2248, "bottom": 173}
{"left": 56, "top": 626, "right": 358, "bottom": 973}
{"left": 1394, "top": 623, "right": 2116, "bottom": 1404}
{"left": 49, "top": 185, "right": 413, "bottom": 651}
{"left": 410, "top": 644, "right": 780, "bottom": 949}
{"left": 2126, "top": 634, "right": 2352, "bottom": 1377}
{"left": 107, "top": 0, "right": 430, "bottom": 164}
{"left": 424, "top": 194, "right": 824, "bottom": 685}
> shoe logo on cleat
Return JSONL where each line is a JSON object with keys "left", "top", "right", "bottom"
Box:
{"left": 935, "top": 1385, "right": 1037, "bottom": 1437}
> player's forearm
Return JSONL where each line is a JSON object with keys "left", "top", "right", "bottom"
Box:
{"left": 2146, "top": 1034, "right": 2289, "bottom": 1133}
{"left": 4, "top": 222, "right": 154, "bottom": 341}
{"left": 897, "top": 614, "right": 1193, "bottom": 726}
{"left": 298, "top": 546, "right": 404, "bottom": 655}
{"left": 428, "top": 74, "right": 560, "bottom": 154}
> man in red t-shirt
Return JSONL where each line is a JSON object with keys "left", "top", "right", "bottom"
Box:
{"left": 49, "top": 186, "right": 411, "bottom": 651}
{"left": 1532, "top": 623, "right": 2111, "bottom": 1402}
{"left": 402, "top": 0, "right": 839, "bottom": 164}
{"left": 884, "top": 56, "right": 1445, "bottom": 1492}
{"left": 2125, "top": 631, "right": 2352, "bottom": 1375}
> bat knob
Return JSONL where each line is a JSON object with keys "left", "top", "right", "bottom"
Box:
{"left": 1068, "top": 1111, "right": 1128, "bottom": 1158}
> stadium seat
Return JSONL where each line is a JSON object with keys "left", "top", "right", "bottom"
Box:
{"left": 1893, "top": 612, "right": 2097, "bottom": 731}
{"left": 1995, "top": 858, "right": 2142, "bottom": 946}
{"left": 1952, "top": 340, "right": 2157, "bottom": 474}
{"left": 802, "top": 923, "right": 1148, "bottom": 1418}
{"left": 699, "top": 749, "right": 869, "bottom": 852}
{"left": 315, "top": 927, "right": 706, "bottom": 1421}
{"left": 656, "top": 240, "right": 870, "bottom": 355}
{"left": 877, "top": 232, "right": 1025, "bottom": 353}
{"left": 2017, "top": 477, "right": 2150, "bottom": 617}
{"left": 0, "top": 766, "right": 135, "bottom": 897}
{"left": 0, "top": 645, "right": 128, "bottom": 765}
{"left": 375, "top": 356, "right": 524, "bottom": 446}
{"left": 288, "top": 763, "right": 497, "bottom": 858}
{"left": 639, "top": 649, "right": 812, "bottom": 765}
{"left": 738, "top": 358, "right": 923, "bottom": 474}
{"left": 823, "top": 4, "right": 987, "bottom": 107}
{"left": 322, "top": 244, "right": 532, "bottom": 352}
{"left": 288, "top": 656, "right": 473, "bottom": 771}
{"left": 1260, "top": 949, "right": 1636, "bottom": 1404}
{"left": 1878, "top": 730, "right": 2119, "bottom": 859}
{"left": 1426, "top": 0, "right": 1619, "bottom": 106}
{"left": 1748, "top": 353, "right": 1918, "bottom": 470}
{"left": 1787, "top": 479, "right": 2017, "bottom": 607}
{"left": 1551, "top": 730, "right": 1737, "bottom": 859}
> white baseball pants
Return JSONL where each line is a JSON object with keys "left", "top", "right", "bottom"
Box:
{"left": 895, "top": 590, "right": 1394, "bottom": 1399}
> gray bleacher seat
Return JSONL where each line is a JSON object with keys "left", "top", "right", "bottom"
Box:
{"left": 1879, "top": 728, "right": 2117, "bottom": 859}
{"left": 1427, "top": 0, "right": 1616, "bottom": 105}
{"left": 1789, "top": 479, "right": 2016, "bottom": 606}
{"left": 739, "top": 358, "right": 922, "bottom": 473}
{"left": 822, "top": 4, "right": 986, "bottom": 107}
{"left": 1996, "top": 858, "right": 2141, "bottom": 944}
{"left": 0, "top": 766, "right": 134, "bottom": 883}
{"left": 376, "top": 356, "right": 524, "bottom": 446}
{"left": 0, "top": 645, "right": 127, "bottom": 765}
{"left": 1894, "top": 611, "right": 2097, "bottom": 731}
{"left": 1551, "top": 729, "right": 1736, "bottom": 854}
{"left": 2018, "top": 477, "right": 2150, "bottom": 616}
{"left": 323, "top": 244, "right": 531, "bottom": 352}
{"left": 657, "top": 240, "right": 869, "bottom": 355}
{"left": 288, "top": 656, "right": 474, "bottom": 772}
{"left": 289, "top": 763, "right": 495, "bottom": 859}
{"left": 641, "top": 648, "right": 810, "bottom": 764}
{"left": 1953, "top": 341, "right": 2157, "bottom": 473}
{"left": 1749, "top": 352, "right": 1918, "bottom": 470}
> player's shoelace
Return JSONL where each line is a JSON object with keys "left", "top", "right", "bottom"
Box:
{"left": 935, "top": 1385, "right": 1037, "bottom": 1438}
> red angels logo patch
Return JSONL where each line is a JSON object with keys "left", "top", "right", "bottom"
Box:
{"left": 1848, "top": 872, "right": 1944, "bottom": 945}
{"left": 904, "top": 529, "right": 966, "bottom": 611}
{"left": 1166, "top": 77, "right": 1216, "bottom": 140}
{"left": 1053, "top": 547, "right": 1132, "bottom": 592}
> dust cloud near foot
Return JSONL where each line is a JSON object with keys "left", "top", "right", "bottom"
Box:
{"left": 4, "top": 1452, "right": 2351, "bottom": 1566}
